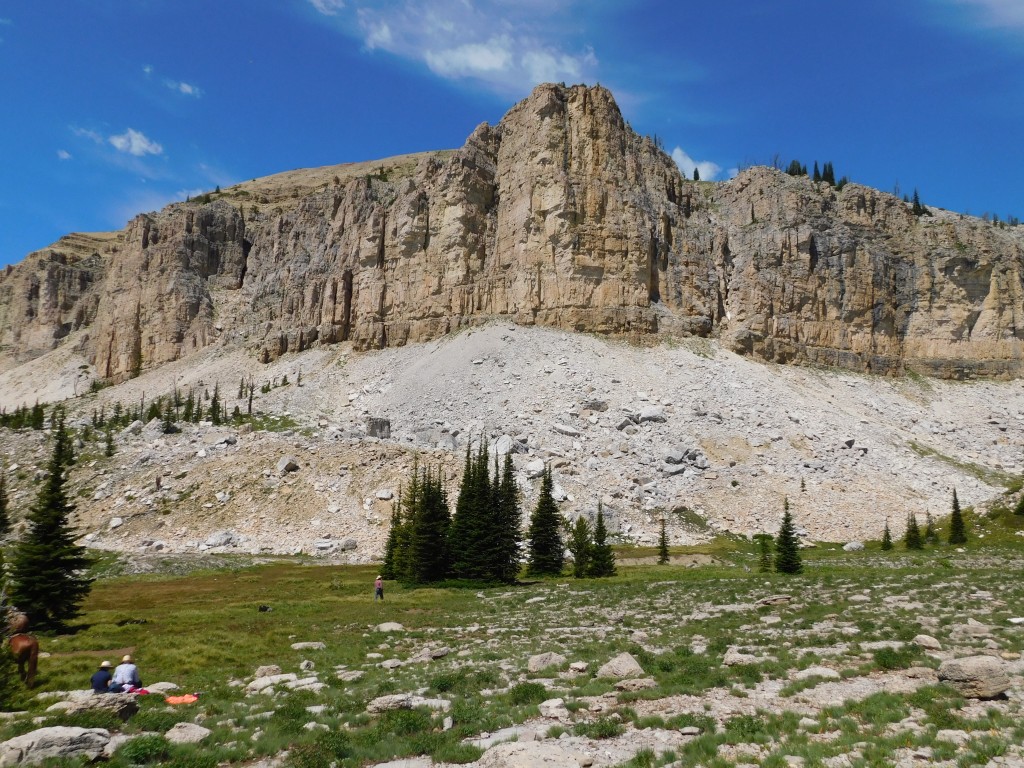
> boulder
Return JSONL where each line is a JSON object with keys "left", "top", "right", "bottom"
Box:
{"left": 596, "top": 652, "right": 645, "bottom": 679}
{"left": 638, "top": 406, "right": 666, "bottom": 423}
{"left": 366, "top": 417, "right": 391, "bottom": 439}
{"left": 0, "top": 727, "right": 110, "bottom": 767}
{"left": 290, "top": 642, "right": 326, "bottom": 650}
{"left": 204, "top": 530, "right": 236, "bottom": 548}
{"left": 164, "top": 722, "right": 211, "bottom": 745}
{"left": 794, "top": 666, "right": 841, "bottom": 681}
{"left": 913, "top": 634, "right": 942, "bottom": 651}
{"left": 938, "top": 656, "right": 1010, "bottom": 698}
{"left": 245, "top": 673, "right": 298, "bottom": 694}
{"left": 614, "top": 678, "right": 657, "bottom": 691}
{"left": 375, "top": 622, "right": 405, "bottom": 633}
{"left": 527, "top": 652, "right": 567, "bottom": 673}
{"left": 842, "top": 541, "right": 865, "bottom": 552}
{"left": 367, "top": 694, "right": 414, "bottom": 713}
{"left": 552, "top": 423, "right": 581, "bottom": 437}
{"left": 254, "top": 665, "right": 282, "bottom": 678}
{"left": 45, "top": 693, "right": 138, "bottom": 721}
{"left": 537, "top": 698, "right": 570, "bottom": 720}
{"left": 525, "top": 460, "right": 546, "bottom": 478}
{"left": 276, "top": 456, "right": 300, "bottom": 474}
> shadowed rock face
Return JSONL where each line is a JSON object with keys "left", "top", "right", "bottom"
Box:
{"left": 2, "top": 83, "right": 1023, "bottom": 382}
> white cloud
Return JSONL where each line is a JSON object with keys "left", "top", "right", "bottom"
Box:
{"left": 317, "top": 1, "right": 598, "bottom": 94}
{"left": 109, "top": 128, "right": 164, "bottom": 157}
{"left": 945, "top": 0, "right": 1024, "bottom": 28}
{"left": 71, "top": 127, "right": 104, "bottom": 144}
{"left": 671, "top": 146, "right": 722, "bottom": 181}
{"left": 57, "top": 149, "right": 72, "bottom": 160}
{"left": 165, "top": 79, "right": 203, "bottom": 97}
{"left": 143, "top": 64, "right": 153, "bottom": 75}
{"left": 309, "top": 0, "right": 345, "bottom": 15}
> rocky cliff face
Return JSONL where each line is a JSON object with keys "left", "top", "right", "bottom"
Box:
{"left": 2, "top": 83, "right": 1023, "bottom": 382}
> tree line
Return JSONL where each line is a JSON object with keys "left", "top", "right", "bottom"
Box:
{"left": 382, "top": 443, "right": 615, "bottom": 584}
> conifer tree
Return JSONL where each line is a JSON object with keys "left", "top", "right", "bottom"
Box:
{"left": 104, "top": 428, "right": 115, "bottom": 457}
{"left": 183, "top": 390, "right": 195, "bottom": 422}
{"left": 8, "top": 410, "right": 93, "bottom": 630}
{"left": 1014, "top": 495, "right": 1024, "bottom": 516}
{"left": 161, "top": 398, "right": 177, "bottom": 434}
{"left": 924, "top": 512, "right": 939, "bottom": 545}
{"left": 657, "top": 517, "right": 670, "bottom": 564}
{"left": 812, "top": 161, "right": 821, "bottom": 182}
{"left": 527, "top": 467, "right": 564, "bottom": 576}
{"left": 210, "top": 384, "right": 222, "bottom": 426}
{"left": 381, "top": 490, "right": 403, "bottom": 581}
{"left": 756, "top": 533, "right": 773, "bottom": 571}
{"left": 449, "top": 441, "right": 495, "bottom": 580}
{"left": 693, "top": 168, "right": 700, "bottom": 181}
{"left": 408, "top": 467, "right": 451, "bottom": 583}
{"left": 880, "top": 519, "right": 893, "bottom": 551}
{"left": 0, "top": 471, "right": 9, "bottom": 538}
{"left": 774, "top": 498, "right": 803, "bottom": 574}
{"left": 247, "top": 384, "right": 254, "bottom": 416}
{"left": 567, "top": 516, "right": 592, "bottom": 578}
{"left": 948, "top": 488, "right": 967, "bottom": 545}
{"left": 904, "top": 512, "right": 923, "bottom": 550}
{"left": 493, "top": 452, "right": 522, "bottom": 583}
{"left": 588, "top": 502, "right": 616, "bottom": 577}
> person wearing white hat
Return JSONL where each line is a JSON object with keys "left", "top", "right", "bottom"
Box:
{"left": 90, "top": 660, "right": 114, "bottom": 693}
{"left": 111, "top": 654, "right": 142, "bottom": 692}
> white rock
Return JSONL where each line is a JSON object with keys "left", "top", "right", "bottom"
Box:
{"left": 164, "top": 722, "right": 211, "bottom": 744}
{"left": 596, "top": 652, "right": 645, "bottom": 679}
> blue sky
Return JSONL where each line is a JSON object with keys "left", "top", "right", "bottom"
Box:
{"left": 2, "top": 0, "right": 1022, "bottom": 267}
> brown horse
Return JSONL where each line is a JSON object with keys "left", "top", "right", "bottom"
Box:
{"left": 9, "top": 634, "right": 39, "bottom": 688}
{"left": 6, "top": 612, "right": 29, "bottom": 636}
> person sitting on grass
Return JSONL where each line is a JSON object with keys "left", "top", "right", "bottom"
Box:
{"left": 110, "top": 654, "right": 142, "bottom": 692}
{"left": 90, "top": 660, "right": 113, "bottom": 693}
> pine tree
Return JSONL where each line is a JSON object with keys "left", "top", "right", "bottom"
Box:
{"left": 238, "top": 378, "right": 245, "bottom": 400}
{"left": 924, "top": 512, "right": 939, "bottom": 545}
{"left": 881, "top": 520, "right": 893, "bottom": 551}
{"left": 904, "top": 512, "right": 923, "bottom": 550}
{"left": 588, "top": 503, "right": 616, "bottom": 577}
{"left": 948, "top": 488, "right": 967, "bottom": 545}
{"left": 693, "top": 167, "right": 700, "bottom": 181}
{"left": 756, "top": 533, "right": 773, "bottom": 572}
{"left": 182, "top": 390, "right": 195, "bottom": 422}
{"left": 8, "top": 410, "right": 93, "bottom": 630}
{"left": 380, "top": 491, "right": 403, "bottom": 581}
{"left": 527, "top": 467, "right": 564, "bottom": 576}
{"left": 210, "top": 384, "right": 221, "bottom": 426}
{"left": 822, "top": 161, "right": 836, "bottom": 186}
{"left": 493, "top": 453, "right": 522, "bottom": 583}
{"left": 812, "top": 161, "right": 821, "bottom": 183}
{"left": 161, "top": 398, "right": 177, "bottom": 434}
{"left": 104, "top": 428, "right": 115, "bottom": 457}
{"left": 567, "top": 516, "right": 592, "bottom": 578}
{"left": 408, "top": 467, "right": 451, "bottom": 583}
{"left": 774, "top": 498, "right": 803, "bottom": 574}
{"left": 1014, "top": 495, "right": 1024, "bottom": 516}
{"left": 657, "top": 517, "right": 670, "bottom": 564}
{"left": 448, "top": 441, "right": 495, "bottom": 580}
{"left": 0, "top": 471, "right": 9, "bottom": 538}
{"left": 247, "top": 384, "right": 254, "bottom": 416}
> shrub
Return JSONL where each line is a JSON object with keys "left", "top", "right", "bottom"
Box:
{"left": 507, "top": 682, "right": 548, "bottom": 705}
{"left": 287, "top": 731, "right": 351, "bottom": 768}
{"left": 873, "top": 647, "right": 917, "bottom": 671}
{"left": 116, "top": 734, "right": 170, "bottom": 764}
{"left": 163, "top": 751, "right": 219, "bottom": 768}
{"left": 574, "top": 717, "right": 624, "bottom": 739}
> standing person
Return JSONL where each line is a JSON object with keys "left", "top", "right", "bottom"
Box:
{"left": 374, "top": 575, "right": 384, "bottom": 601}
{"left": 91, "top": 660, "right": 113, "bottom": 693}
{"left": 111, "top": 654, "right": 142, "bottom": 692}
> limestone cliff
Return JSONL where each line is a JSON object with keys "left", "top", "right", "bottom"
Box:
{"left": 1, "top": 83, "right": 1022, "bottom": 382}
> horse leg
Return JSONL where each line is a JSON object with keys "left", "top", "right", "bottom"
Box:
{"left": 26, "top": 649, "right": 36, "bottom": 687}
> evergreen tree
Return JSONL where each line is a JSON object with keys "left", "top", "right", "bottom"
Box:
{"left": 210, "top": 384, "right": 222, "bottom": 426}
{"left": 182, "top": 390, "right": 195, "bottom": 422}
{"left": 822, "top": 161, "right": 836, "bottom": 186}
{"left": 657, "top": 517, "right": 669, "bottom": 564}
{"left": 911, "top": 189, "right": 929, "bottom": 217}
{"left": 0, "top": 471, "right": 9, "bottom": 538}
{"left": 527, "top": 467, "right": 564, "bottom": 576}
{"left": 567, "top": 516, "right": 592, "bottom": 578}
{"left": 785, "top": 159, "right": 804, "bottom": 176}
{"left": 1014, "top": 495, "right": 1024, "bottom": 516}
{"left": 8, "top": 410, "right": 93, "bottom": 630}
{"left": 948, "top": 488, "right": 967, "bottom": 545}
{"left": 448, "top": 441, "right": 495, "bottom": 580}
{"left": 413, "top": 468, "right": 451, "bottom": 582}
{"left": 812, "top": 161, "right": 821, "bottom": 182}
{"left": 161, "top": 398, "right": 177, "bottom": 434}
{"left": 756, "top": 533, "right": 773, "bottom": 571}
{"left": 692, "top": 167, "right": 700, "bottom": 181}
{"left": 145, "top": 397, "right": 161, "bottom": 422}
{"left": 380, "top": 491, "right": 403, "bottom": 581}
{"left": 247, "top": 384, "right": 254, "bottom": 416}
{"left": 238, "top": 378, "right": 246, "bottom": 400}
{"left": 774, "top": 498, "right": 803, "bottom": 574}
{"left": 588, "top": 503, "right": 616, "bottom": 577}
{"left": 104, "top": 428, "right": 115, "bottom": 457}
{"left": 881, "top": 519, "right": 893, "bottom": 551}
{"left": 904, "top": 512, "right": 923, "bottom": 550}
{"left": 493, "top": 453, "right": 522, "bottom": 583}
{"left": 924, "top": 512, "right": 939, "bottom": 545}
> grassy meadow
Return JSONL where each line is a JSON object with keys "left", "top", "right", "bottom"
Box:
{"left": 3, "top": 504, "right": 1024, "bottom": 767}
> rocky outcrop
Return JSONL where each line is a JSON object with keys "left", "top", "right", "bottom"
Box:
{"left": 2, "top": 83, "right": 1023, "bottom": 381}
